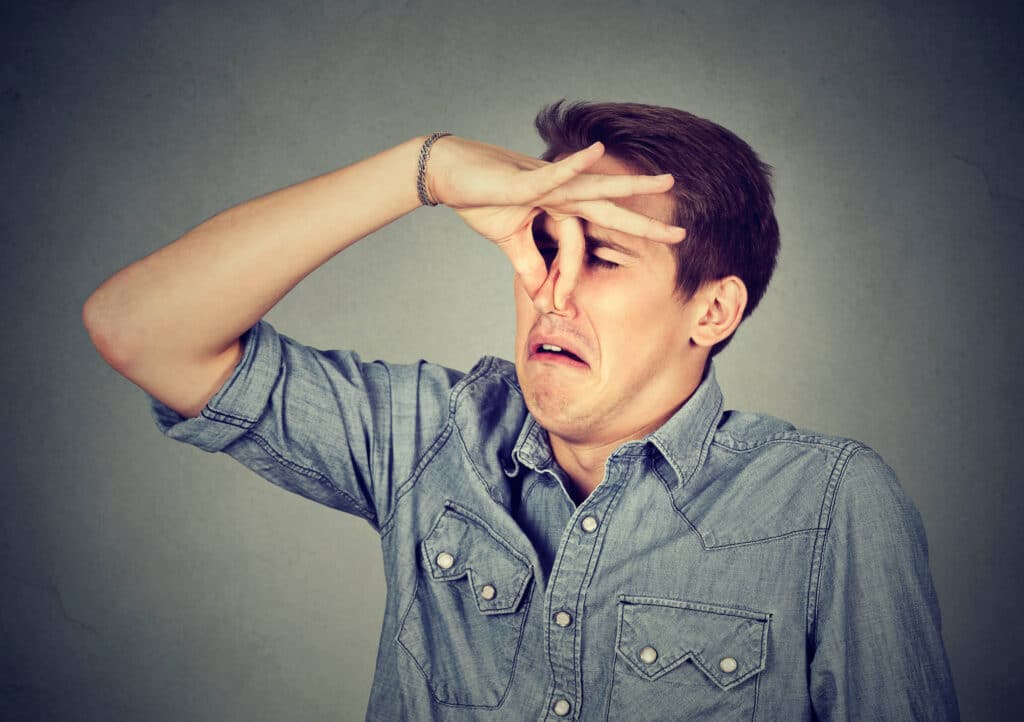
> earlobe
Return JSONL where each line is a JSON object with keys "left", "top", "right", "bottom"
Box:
{"left": 691, "top": 277, "right": 748, "bottom": 349}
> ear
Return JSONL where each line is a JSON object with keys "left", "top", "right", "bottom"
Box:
{"left": 690, "top": 276, "right": 748, "bottom": 350}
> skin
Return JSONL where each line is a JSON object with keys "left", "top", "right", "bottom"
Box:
{"left": 83, "top": 137, "right": 684, "bottom": 419}
{"left": 82, "top": 132, "right": 742, "bottom": 500}
{"left": 513, "top": 154, "right": 747, "bottom": 500}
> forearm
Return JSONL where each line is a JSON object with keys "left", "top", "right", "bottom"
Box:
{"left": 83, "top": 136, "right": 425, "bottom": 414}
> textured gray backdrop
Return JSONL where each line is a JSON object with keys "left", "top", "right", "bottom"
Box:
{"left": 2, "top": 0, "right": 1021, "bottom": 719}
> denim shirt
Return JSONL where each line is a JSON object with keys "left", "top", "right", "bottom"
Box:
{"left": 151, "top": 321, "right": 959, "bottom": 721}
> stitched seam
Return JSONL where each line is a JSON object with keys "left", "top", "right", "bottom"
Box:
{"left": 571, "top": 480, "right": 626, "bottom": 711}
{"left": 381, "top": 424, "right": 453, "bottom": 537}
{"left": 200, "top": 406, "right": 255, "bottom": 427}
{"left": 617, "top": 595, "right": 771, "bottom": 620}
{"left": 806, "top": 441, "right": 864, "bottom": 646}
{"left": 751, "top": 659, "right": 761, "bottom": 721}
{"left": 703, "top": 527, "right": 820, "bottom": 549}
{"left": 396, "top": 508, "right": 533, "bottom": 709}
{"left": 453, "top": 422, "right": 498, "bottom": 498}
{"left": 615, "top": 598, "right": 769, "bottom": 688}
{"left": 430, "top": 502, "right": 533, "bottom": 609}
{"left": 245, "top": 430, "right": 376, "bottom": 522}
{"left": 381, "top": 357, "right": 499, "bottom": 536}
{"left": 442, "top": 501, "right": 532, "bottom": 567}
{"left": 652, "top": 457, "right": 711, "bottom": 548}
{"left": 711, "top": 434, "right": 856, "bottom": 454}
{"left": 654, "top": 390, "right": 723, "bottom": 485}
{"left": 371, "top": 361, "right": 394, "bottom": 519}
{"left": 656, "top": 456, "right": 817, "bottom": 548}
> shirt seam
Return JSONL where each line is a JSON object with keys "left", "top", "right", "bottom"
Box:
{"left": 245, "top": 429, "right": 377, "bottom": 523}
{"left": 379, "top": 356, "right": 502, "bottom": 537}
{"left": 806, "top": 441, "right": 869, "bottom": 646}
{"left": 710, "top": 435, "right": 858, "bottom": 454}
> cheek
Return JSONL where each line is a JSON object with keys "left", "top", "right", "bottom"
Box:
{"left": 584, "top": 278, "right": 691, "bottom": 366}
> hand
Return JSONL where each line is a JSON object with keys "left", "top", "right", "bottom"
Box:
{"left": 425, "top": 136, "right": 686, "bottom": 307}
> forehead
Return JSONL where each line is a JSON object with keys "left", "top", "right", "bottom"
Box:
{"left": 577, "top": 152, "right": 676, "bottom": 227}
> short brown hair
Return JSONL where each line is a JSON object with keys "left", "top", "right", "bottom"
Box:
{"left": 535, "top": 101, "right": 780, "bottom": 356}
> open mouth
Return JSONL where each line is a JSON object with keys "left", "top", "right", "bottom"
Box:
{"left": 531, "top": 342, "right": 588, "bottom": 367}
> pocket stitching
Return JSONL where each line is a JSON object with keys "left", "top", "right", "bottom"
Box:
{"left": 419, "top": 501, "right": 533, "bottom": 614}
{"left": 614, "top": 596, "right": 770, "bottom": 690}
{"left": 396, "top": 503, "right": 534, "bottom": 707}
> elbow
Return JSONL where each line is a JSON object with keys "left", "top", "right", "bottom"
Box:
{"left": 82, "top": 290, "right": 137, "bottom": 374}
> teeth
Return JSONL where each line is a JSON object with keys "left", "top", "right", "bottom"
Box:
{"left": 540, "top": 344, "right": 563, "bottom": 353}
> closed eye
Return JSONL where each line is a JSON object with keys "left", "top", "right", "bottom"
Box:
{"left": 533, "top": 222, "right": 622, "bottom": 270}
{"left": 587, "top": 253, "right": 619, "bottom": 269}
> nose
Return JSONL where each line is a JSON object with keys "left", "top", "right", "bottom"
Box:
{"left": 532, "top": 258, "right": 576, "bottom": 317}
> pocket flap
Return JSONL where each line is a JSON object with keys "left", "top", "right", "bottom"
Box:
{"left": 615, "top": 596, "right": 769, "bottom": 689}
{"left": 420, "top": 503, "right": 533, "bottom": 615}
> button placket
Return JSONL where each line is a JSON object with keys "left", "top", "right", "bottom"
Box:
{"left": 543, "top": 471, "right": 625, "bottom": 721}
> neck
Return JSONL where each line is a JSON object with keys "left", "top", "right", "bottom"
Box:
{"left": 544, "top": 356, "right": 710, "bottom": 502}
{"left": 548, "top": 410, "right": 677, "bottom": 503}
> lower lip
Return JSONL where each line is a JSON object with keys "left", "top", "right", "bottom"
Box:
{"left": 530, "top": 351, "right": 589, "bottom": 369}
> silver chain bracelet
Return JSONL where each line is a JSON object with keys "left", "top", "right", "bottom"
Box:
{"left": 416, "top": 132, "right": 452, "bottom": 206}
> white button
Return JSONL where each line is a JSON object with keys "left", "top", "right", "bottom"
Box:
{"left": 580, "top": 515, "right": 599, "bottom": 533}
{"left": 639, "top": 646, "right": 658, "bottom": 664}
{"left": 480, "top": 584, "right": 496, "bottom": 601}
{"left": 554, "top": 610, "right": 573, "bottom": 627}
{"left": 552, "top": 698, "right": 571, "bottom": 716}
{"left": 435, "top": 552, "right": 454, "bottom": 569}
{"left": 719, "top": 656, "right": 738, "bottom": 673}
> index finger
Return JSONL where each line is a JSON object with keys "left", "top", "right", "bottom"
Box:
{"left": 551, "top": 216, "right": 585, "bottom": 310}
{"left": 505, "top": 142, "right": 606, "bottom": 205}
{"left": 569, "top": 198, "right": 687, "bottom": 244}
{"left": 538, "top": 171, "right": 675, "bottom": 205}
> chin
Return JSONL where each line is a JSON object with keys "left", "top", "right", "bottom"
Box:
{"left": 522, "top": 385, "right": 592, "bottom": 439}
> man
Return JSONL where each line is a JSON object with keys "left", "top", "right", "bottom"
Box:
{"left": 83, "top": 101, "right": 958, "bottom": 720}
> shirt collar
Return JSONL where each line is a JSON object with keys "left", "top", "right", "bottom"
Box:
{"left": 646, "top": 363, "right": 724, "bottom": 488}
{"left": 507, "top": 414, "right": 553, "bottom": 476}
{"left": 506, "top": 364, "right": 724, "bottom": 488}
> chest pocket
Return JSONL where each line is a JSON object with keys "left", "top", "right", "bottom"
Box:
{"left": 607, "top": 596, "right": 770, "bottom": 721}
{"left": 398, "top": 502, "right": 534, "bottom": 708}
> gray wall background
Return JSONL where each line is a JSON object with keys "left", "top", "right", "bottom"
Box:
{"left": 2, "top": 0, "right": 1021, "bottom": 719}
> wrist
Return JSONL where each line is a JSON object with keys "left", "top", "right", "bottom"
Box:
{"left": 416, "top": 132, "right": 452, "bottom": 206}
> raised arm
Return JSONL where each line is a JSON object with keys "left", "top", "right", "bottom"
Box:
{"left": 82, "top": 135, "right": 683, "bottom": 418}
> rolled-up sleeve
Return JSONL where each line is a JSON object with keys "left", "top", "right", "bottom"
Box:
{"left": 809, "top": 447, "right": 959, "bottom": 720}
{"left": 150, "top": 321, "right": 463, "bottom": 529}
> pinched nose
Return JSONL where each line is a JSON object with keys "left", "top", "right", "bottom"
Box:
{"left": 531, "top": 259, "right": 576, "bottom": 317}
{"left": 532, "top": 270, "right": 556, "bottom": 314}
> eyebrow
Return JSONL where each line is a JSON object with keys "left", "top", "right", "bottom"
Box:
{"left": 584, "top": 234, "right": 641, "bottom": 258}
{"left": 533, "top": 216, "right": 641, "bottom": 258}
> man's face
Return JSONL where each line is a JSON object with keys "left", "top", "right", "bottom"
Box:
{"left": 514, "top": 154, "right": 707, "bottom": 447}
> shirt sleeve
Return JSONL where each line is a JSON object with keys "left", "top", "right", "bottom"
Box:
{"left": 808, "top": 447, "right": 959, "bottom": 721}
{"left": 149, "top": 320, "right": 464, "bottom": 529}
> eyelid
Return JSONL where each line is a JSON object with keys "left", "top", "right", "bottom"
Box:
{"left": 584, "top": 235, "right": 639, "bottom": 258}
{"left": 586, "top": 252, "right": 619, "bottom": 269}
